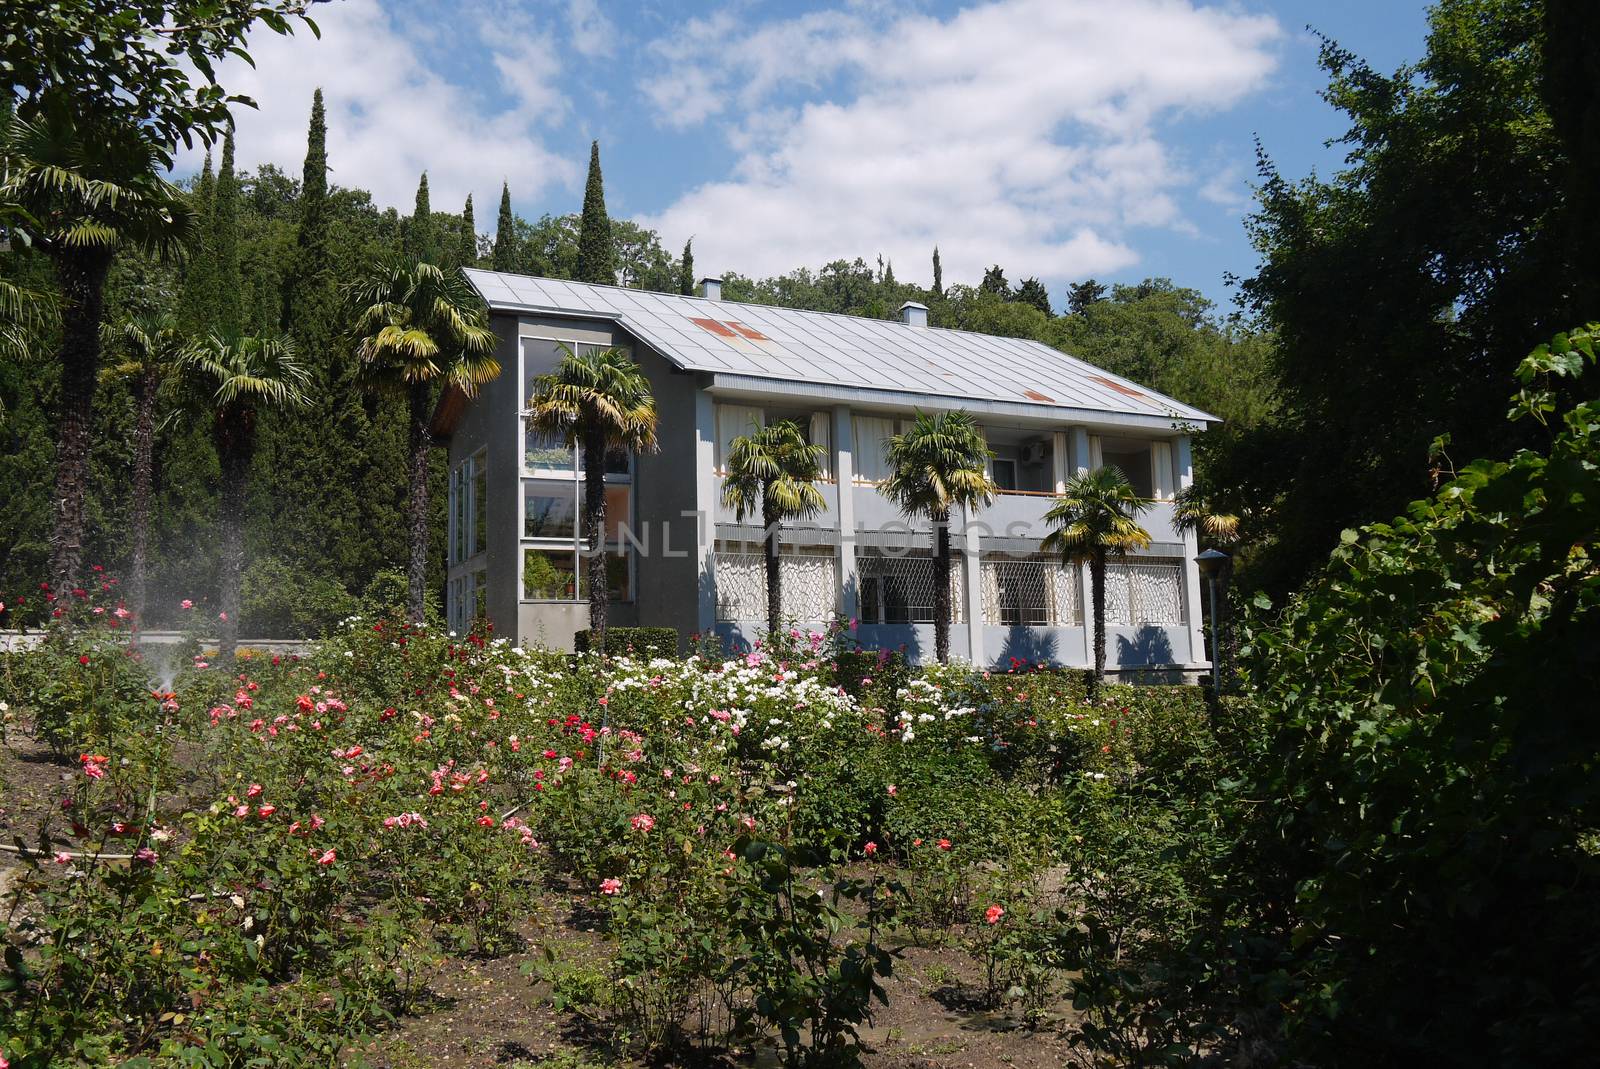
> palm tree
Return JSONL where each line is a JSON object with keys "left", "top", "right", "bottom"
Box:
{"left": 344, "top": 260, "right": 499, "bottom": 624}
{"left": 104, "top": 313, "right": 187, "bottom": 624}
{"left": 0, "top": 109, "right": 194, "bottom": 590}
{"left": 528, "top": 346, "right": 658, "bottom": 644}
{"left": 721, "top": 420, "right": 827, "bottom": 638}
{"left": 178, "top": 334, "right": 309, "bottom": 664}
{"left": 1172, "top": 484, "right": 1241, "bottom": 547}
{"left": 1042, "top": 467, "right": 1153, "bottom": 693}
{"left": 881, "top": 411, "right": 995, "bottom": 663}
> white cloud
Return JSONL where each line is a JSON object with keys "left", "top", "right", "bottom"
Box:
{"left": 178, "top": 0, "right": 576, "bottom": 219}
{"left": 566, "top": 0, "right": 618, "bottom": 58}
{"left": 635, "top": 0, "right": 1281, "bottom": 287}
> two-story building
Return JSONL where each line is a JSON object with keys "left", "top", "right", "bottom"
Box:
{"left": 432, "top": 269, "right": 1219, "bottom": 673}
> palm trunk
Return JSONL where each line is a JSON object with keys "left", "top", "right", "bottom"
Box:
{"left": 584, "top": 423, "right": 608, "bottom": 644}
{"left": 127, "top": 367, "right": 157, "bottom": 626}
{"left": 216, "top": 412, "right": 254, "bottom": 666}
{"left": 407, "top": 381, "right": 432, "bottom": 625}
{"left": 1089, "top": 550, "right": 1107, "bottom": 697}
{"left": 763, "top": 497, "right": 782, "bottom": 638}
{"left": 47, "top": 248, "right": 113, "bottom": 594}
{"left": 932, "top": 510, "right": 952, "bottom": 663}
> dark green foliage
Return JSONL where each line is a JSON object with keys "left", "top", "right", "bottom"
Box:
{"left": 212, "top": 133, "right": 242, "bottom": 335}
{"left": 1014, "top": 276, "right": 1050, "bottom": 315}
{"left": 1227, "top": 0, "right": 1596, "bottom": 593}
{"left": 403, "top": 172, "right": 437, "bottom": 265}
{"left": 180, "top": 153, "right": 218, "bottom": 333}
{"left": 573, "top": 626, "right": 680, "bottom": 658}
{"left": 458, "top": 193, "right": 476, "bottom": 269}
{"left": 240, "top": 554, "right": 358, "bottom": 637}
{"left": 678, "top": 238, "right": 694, "bottom": 295}
{"left": 493, "top": 181, "right": 515, "bottom": 271}
{"left": 930, "top": 246, "right": 942, "bottom": 296}
{"left": 979, "top": 264, "right": 1009, "bottom": 298}
{"left": 575, "top": 141, "right": 616, "bottom": 285}
{"left": 1205, "top": 328, "right": 1600, "bottom": 1064}
{"left": 1065, "top": 278, "right": 1106, "bottom": 314}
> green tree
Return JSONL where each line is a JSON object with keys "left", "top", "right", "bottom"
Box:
{"left": 1215, "top": 326, "right": 1600, "bottom": 1065}
{"left": 493, "top": 181, "right": 515, "bottom": 271}
{"left": 458, "top": 193, "right": 476, "bottom": 269}
{"left": 181, "top": 152, "right": 219, "bottom": 333}
{"left": 575, "top": 141, "right": 616, "bottom": 285}
{"left": 1237, "top": 0, "right": 1589, "bottom": 592}
{"left": 211, "top": 131, "right": 243, "bottom": 336}
{"left": 1, "top": 1, "right": 318, "bottom": 166}
{"left": 1042, "top": 467, "right": 1152, "bottom": 690}
{"left": 527, "top": 346, "right": 657, "bottom": 641}
{"left": 679, "top": 238, "right": 694, "bottom": 295}
{"left": 721, "top": 420, "right": 827, "bottom": 638}
{"left": 881, "top": 411, "right": 995, "bottom": 663}
{"left": 403, "top": 172, "right": 437, "bottom": 266}
{"left": 931, "top": 246, "right": 943, "bottom": 297}
{"left": 344, "top": 260, "right": 498, "bottom": 623}
{"left": 1065, "top": 279, "right": 1106, "bottom": 314}
{"left": 1014, "top": 276, "right": 1051, "bottom": 316}
{"left": 177, "top": 332, "right": 309, "bottom": 662}
{"left": 104, "top": 312, "right": 187, "bottom": 622}
{"left": 979, "top": 264, "right": 1009, "bottom": 299}
{"left": 0, "top": 110, "right": 195, "bottom": 590}
{"left": 282, "top": 89, "right": 333, "bottom": 351}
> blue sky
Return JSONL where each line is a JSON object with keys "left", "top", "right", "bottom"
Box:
{"left": 202, "top": 0, "right": 1434, "bottom": 311}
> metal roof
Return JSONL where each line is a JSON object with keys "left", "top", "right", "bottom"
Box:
{"left": 464, "top": 268, "right": 1219, "bottom": 426}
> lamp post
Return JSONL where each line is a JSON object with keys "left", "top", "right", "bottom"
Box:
{"left": 1195, "top": 548, "right": 1230, "bottom": 693}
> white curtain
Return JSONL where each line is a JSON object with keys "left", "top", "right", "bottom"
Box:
{"left": 1088, "top": 434, "right": 1104, "bottom": 471}
{"left": 809, "top": 411, "right": 833, "bottom": 479}
{"left": 852, "top": 415, "right": 896, "bottom": 482}
{"left": 716, "top": 404, "right": 764, "bottom": 471}
{"left": 1151, "top": 440, "right": 1175, "bottom": 500}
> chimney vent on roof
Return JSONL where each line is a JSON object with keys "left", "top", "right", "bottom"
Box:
{"left": 899, "top": 301, "right": 929, "bottom": 327}
{"left": 697, "top": 277, "right": 722, "bottom": 301}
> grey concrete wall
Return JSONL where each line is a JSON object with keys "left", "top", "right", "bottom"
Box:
{"left": 630, "top": 347, "right": 703, "bottom": 647}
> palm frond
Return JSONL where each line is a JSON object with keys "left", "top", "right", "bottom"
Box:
{"left": 881, "top": 409, "right": 996, "bottom": 520}
{"left": 1042, "top": 466, "right": 1154, "bottom": 566}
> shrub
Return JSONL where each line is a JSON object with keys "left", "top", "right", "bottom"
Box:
{"left": 240, "top": 555, "right": 358, "bottom": 638}
{"left": 574, "top": 626, "right": 679, "bottom": 658}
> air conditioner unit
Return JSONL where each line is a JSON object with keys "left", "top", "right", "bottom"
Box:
{"left": 1021, "top": 439, "right": 1049, "bottom": 466}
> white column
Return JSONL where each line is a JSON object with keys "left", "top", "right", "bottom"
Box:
{"left": 1176, "top": 434, "right": 1207, "bottom": 668}
{"left": 833, "top": 405, "right": 858, "bottom": 619}
{"left": 694, "top": 389, "right": 718, "bottom": 634}
{"left": 963, "top": 504, "right": 984, "bottom": 665}
{"left": 1070, "top": 426, "right": 1094, "bottom": 667}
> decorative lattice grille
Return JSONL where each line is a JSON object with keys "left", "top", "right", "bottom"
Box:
{"left": 856, "top": 552, "right": 962, "bottom": 625}
{"left": 1105, "top": 558, "right": 1185, "bottom": 625}
{"left": 714, "top": 546, "right": 838, "bottom": 623}
{"left": 981, "top": 557, "right": 1081, "bottom": 626}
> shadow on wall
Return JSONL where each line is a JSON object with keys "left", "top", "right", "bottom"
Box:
{"left": 1115, "top": 624, "right": 1174, "bottom": 667}
{"left": 995, "top": 626, "right": 1060, "bottom": 670}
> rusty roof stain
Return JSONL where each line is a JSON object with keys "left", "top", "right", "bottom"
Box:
{"left": 726, "top": 321, "right": 770, "bottom": 341}
{"left": 1089, "top": 375, "right": 1146, "bottom": 400}
{"left": 690, "top": 317, "right": 738, "bottom": 338}
{"left": 1022, "top": 388, "right": 1056, "bottom": 403}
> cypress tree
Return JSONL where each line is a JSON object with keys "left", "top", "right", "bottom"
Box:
{"left": 679, "top": 238, "right": 694, "bottom": 295}
{"left": 459, "top": 193, "right": 477, "bottom": 269}
{"left": 182, "top": 153, "right": 218, "bottom": 333}
{"left": 883, "top": 259, "right": 896, "bottom": 286}
{"left": 575, "top": 140, "right": 616, "bottom": 285}
{"left": 213, "top": 132, "right": 242, "bottom": 334}
{"left": 284, "top": 89, "right": 333, "bottom": 352}
{"left": 931, "top": 246, "right": 943, "bottom": 297}
{"left": 404, "top": 172, "right": 437, "bottom": 264}
{"left": 493, "top": 181, "right": 516, "bottom": 271}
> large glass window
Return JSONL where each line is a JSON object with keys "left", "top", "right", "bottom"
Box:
{"left": 523, "top": 548, "right": 579, "bottom": 600}
{"left": 524, "top": 480, "right": 578, "bottom": 540}
{"left": 471, "top": 449, "right": 487, "bottom": 556}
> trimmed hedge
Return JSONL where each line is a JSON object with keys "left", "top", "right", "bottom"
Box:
{"left": 574, "top": 627, "right": 679, "bottom": 659}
